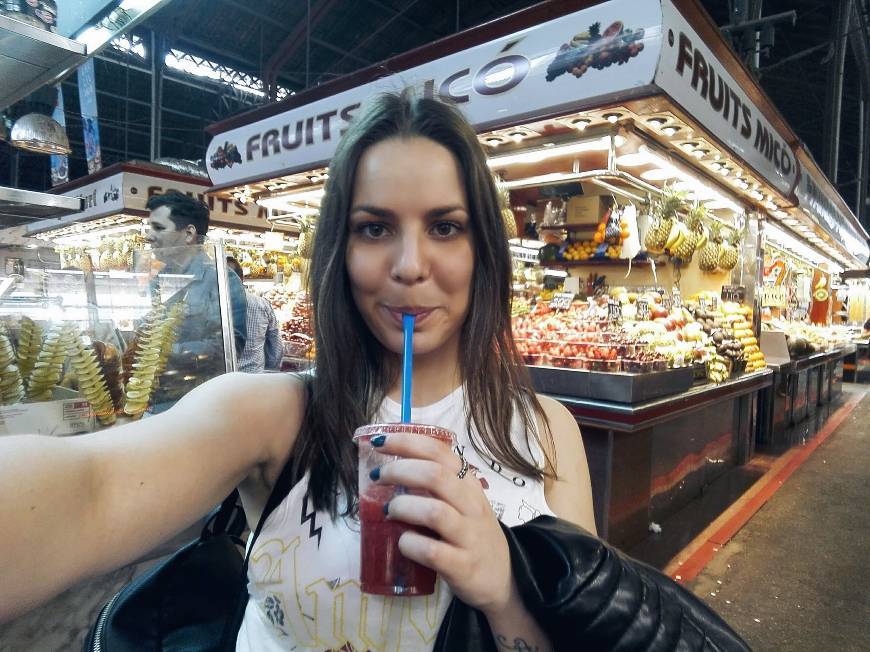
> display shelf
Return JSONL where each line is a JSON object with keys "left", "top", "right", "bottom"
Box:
{"left": 537, "top": 224, "right": 598, "bottom": 232}
{"left": 0, "top": 186, "right": 82, "bottom": 225}
{"left": 0, "top": 14, "right": 87, "bottom": 110}
{"left": 543, "top": 257, "right": 659, "bottom": 267}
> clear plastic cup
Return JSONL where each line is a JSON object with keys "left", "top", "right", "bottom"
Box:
{"left": 354, "top": 423, "right": 455, "bottom": 596}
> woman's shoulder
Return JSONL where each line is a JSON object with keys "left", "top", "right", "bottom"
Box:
{"left": 532, "top": 393, "right": 583, "bottom": 466}
{"left": 189, "top": 371, "right": 309, "bottom": 460}
{"left": 535, "top": 393, "right": 574, "bottom": 422}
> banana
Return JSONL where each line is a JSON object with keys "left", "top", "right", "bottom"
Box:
{"left": 696, "top": 226, "right": 709, "bottom": 250}
{"left": 667, "top": 223, "right": 688, "bottom": 253}
{"left": 665, "top": 222, "right": 684, "bottom": 250}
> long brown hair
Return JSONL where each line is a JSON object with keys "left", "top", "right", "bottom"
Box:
{"left": 295, "top": 90, "right": 553, "bottom": 517}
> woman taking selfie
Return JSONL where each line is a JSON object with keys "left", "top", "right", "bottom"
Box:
{"left": 0, "top": 92, "right": 746, "bottom": 651}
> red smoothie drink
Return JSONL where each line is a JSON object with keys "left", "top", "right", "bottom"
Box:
{"left": 354, "top": 423, "right": 455, "bottom": 596}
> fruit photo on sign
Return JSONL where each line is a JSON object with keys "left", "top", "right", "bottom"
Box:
{"left": 546, "top": 20, "right": 646, "bottom": 82}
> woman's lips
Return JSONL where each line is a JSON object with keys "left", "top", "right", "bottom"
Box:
{"left": 383, "top": 306, "right": 435, "bottom": 327}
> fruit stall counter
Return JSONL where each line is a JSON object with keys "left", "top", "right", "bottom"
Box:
{"left": 844, "top": 340, "right": 869, "bottom": 383}
{"left": 541, "top": 369, "right": 772, "bottom": 550}
{"left": 756, "top": 346, "right": 854, "bottom": 453}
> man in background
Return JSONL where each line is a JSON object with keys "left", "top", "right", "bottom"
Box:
{"left": 144, "top": 191, "right": 247, "bottom": 409}
{"left": 227, "top": 256, "right": 283, "bottom": 373}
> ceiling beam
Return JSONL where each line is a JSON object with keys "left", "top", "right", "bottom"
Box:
{"left": 216, "top": 0, "right": 288, "bottom": 32}
{"left": 311, "top": 37, "right": 372, "bottom": 67}
{"left": 94, "top": 52, "right": 264, "bottom": 103}
{"left": 360, "top": 0, "right": 427, "bottom": 34}
{"left": 262, "top": 0, "right": 343, "bottom": 98}
{"left": 318, "top": 0, "right": 422, "bottom": 81}
{"left": 172, "top": 34, "right": 304, "bottom": 90}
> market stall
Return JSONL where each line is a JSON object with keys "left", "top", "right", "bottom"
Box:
{"left": 21, "top": 160, "right": 315, "bottom": 367}
{"left": 25, "top": 159, "right": 298, "bottom": 270}
{"left": 202, "top": 0, "right": 867, "bottom": 546}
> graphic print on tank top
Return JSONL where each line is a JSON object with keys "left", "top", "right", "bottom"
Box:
{"left": 236, "top": 386, "right": 553, "bottom": 652}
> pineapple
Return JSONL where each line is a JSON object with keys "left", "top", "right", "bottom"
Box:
{"left": 699, "top": 222, "right": 722, "bottom": 272}
{"left": 495, "top": 178, "right": 518, "bottom": 239}
{"left": 644, "top": 186, "right": 685, "bottom": 253}
{"left": 297, "top": 219, "right": 315, "bottom": 259}
{"left": 672, "top": 203, "right": 704, "bottom": 262}
{"left": 502, "top": 208, "right": 518, "bottom": 239}
{"left": 718, "top": 223, "right": 744, "bottom": 271}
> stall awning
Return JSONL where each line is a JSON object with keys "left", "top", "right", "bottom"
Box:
{"left": 27, "top": 161, "right": 289, "bottom": 236}
{"left": 203, "top": 0, "right": 866, "bottom": 267}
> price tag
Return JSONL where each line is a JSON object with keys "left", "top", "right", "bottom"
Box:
{"left": 607, "top": 299, "right": 622, "bottom": 322}
{"left": 637, "top": 298, "right": 651, "bottom": 321}
{"left": 710, "top": 295, "right": 719, "bottom": 311}
{"left": 549, "top": 291, "right": 575, "bottom": 311}
{"left": 720, "top": 285, "right": 747, "bottom": 303}
{"left": 699, "top": 297, "right": 707, "bottom": 311}
{"left": 672, "top": 287, "right": 682, "bottom": 308}
{"left": 762, "top": 286, "right": 788, "bottom": 308}
{"left": 661, "top": 295, "right": 673, "bottom": 311}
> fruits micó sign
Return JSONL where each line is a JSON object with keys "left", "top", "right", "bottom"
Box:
{"left": 656, "top": 0, "right": 797, "bottom": 198}
{"left": 206, "top": 0, "right": 662, "bottom": 188}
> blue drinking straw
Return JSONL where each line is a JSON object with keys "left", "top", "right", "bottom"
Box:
{"left": 401, "top": 313, "right": 415, "bottom": 423}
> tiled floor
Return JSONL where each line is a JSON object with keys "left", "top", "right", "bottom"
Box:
{"left": 686, "top": 386, "right": 870, "bottom": 651}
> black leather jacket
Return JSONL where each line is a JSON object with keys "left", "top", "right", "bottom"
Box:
{"left": 434, "top": 516, "right": 751, "bottom": 651}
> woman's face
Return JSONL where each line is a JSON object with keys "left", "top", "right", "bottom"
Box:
{"left": 346, "top": 136, "right": 474, "bottom": 359}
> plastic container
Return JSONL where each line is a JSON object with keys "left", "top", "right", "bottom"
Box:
{"left": 584, "top": 358, "right": 621, "bottom": 372}
{"left": 549, "top": 355, "right": 585, "bottom": 370}
{"left": 587, "top": 343, "right": 620, "bottom": 361}
{"left": 622, "top": 359, "right": 655, "bottom": 374}
{"left": 597, "top": 330, "right": 616, "bottom": 343}
{"left": 522, "top": 352, "right": 547, "bottom": 366}
{"left": 355, "top": 424, "right": 455, "bottom": 596}
{"left": 652, "top": 359, "right": 669, "bottom": 372}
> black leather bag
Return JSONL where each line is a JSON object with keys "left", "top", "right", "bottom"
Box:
{"left": 83, "top": 459, "right": 298, "bottom": 652}
{"left": 434, "top": 516, "right": 751, "bottom": 651}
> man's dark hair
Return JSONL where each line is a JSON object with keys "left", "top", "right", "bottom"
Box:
{"left": 226, "top": 256, "right": 244, "bottom": 279}
{"left": 146, "top": 191, "right": 209, "bottom": 239}
{"left": 864, "top": 319, "right": 870, "bottom": 331}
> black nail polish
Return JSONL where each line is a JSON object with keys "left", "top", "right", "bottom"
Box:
{"left": 371, "top": 434, "right": 387, "bottom": 447}
{"left": 369, "top": 466, "right": 381, "bottom": 481}
{"left": 382, "top": 500, "right": 390, "bottom": 515}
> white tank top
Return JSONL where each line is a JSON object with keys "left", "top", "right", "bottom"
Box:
{"left": 235, "top": 385, "right": 554, "bottom": 652}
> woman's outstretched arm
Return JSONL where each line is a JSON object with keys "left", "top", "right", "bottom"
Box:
{"left": 0, "top": 372, "right": 305, "bottom": 622}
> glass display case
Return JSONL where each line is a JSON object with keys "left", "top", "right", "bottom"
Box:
{"left": 0, "top": 242, "right": 236, "bottom": 435}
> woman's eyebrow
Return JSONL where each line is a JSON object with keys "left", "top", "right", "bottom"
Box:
{"left": 350, "top": 204, "right": 468, "bottom": 219}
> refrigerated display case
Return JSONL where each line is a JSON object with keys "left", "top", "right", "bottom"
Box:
{"left": 0, "top": 242, "right": 237, "bottom": 436}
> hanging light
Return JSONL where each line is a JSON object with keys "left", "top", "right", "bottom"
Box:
{"left": 10, "top": 113, "right": 71, "bottom": 155}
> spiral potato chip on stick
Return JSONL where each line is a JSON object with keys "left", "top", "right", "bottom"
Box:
{"left": 66, "top": 331, "right": 117, "bottom": 426}
{"left": 123, "top": 304, "right": 183, "bottom": 419}
{"left": 17, "top": 316, "right": 44, "bottom": 383}
{"left": 25, "top": 325, "right": 68, "bottom": 402}
{"left": 0, "top": 325, "right": 24, "bottom": 406}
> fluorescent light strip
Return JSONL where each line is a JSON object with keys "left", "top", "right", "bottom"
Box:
{"left": 487, "top": 136, "right": 624, "bottom": 168}
{"left": 765, "top": 223, "right": 843, "bottom": 273}
{"left": 256, "top": 186, "right": 325, "bottom": 213}
{"left": 500, "top": 172, "right": 583, "bottom": 190}
{"left": 635, "top": 146, "right": 742, "bottom": 212}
